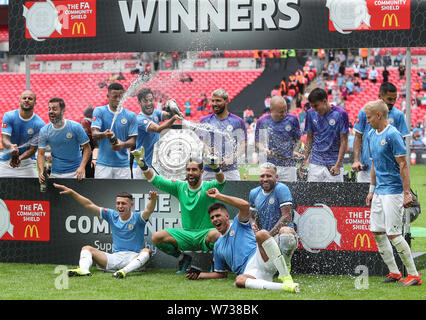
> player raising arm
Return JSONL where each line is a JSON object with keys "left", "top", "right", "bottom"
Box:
{"left": 186, "top": 188, "right": 300, "bottom": 293}
{"left": 54, "top": 183, "right": 157, "bottom": 279}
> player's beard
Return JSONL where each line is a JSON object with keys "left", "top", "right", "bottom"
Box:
{"left": 20, "top": 104, "right": 34, "bottom": 113}
{"left": 50, "top": 113, "right": 64, "bottom": 127}
{"left": 142, "top": 104, "right": 155, "bottom": 115}
{"left": 213, "top": 104, "right": 225, "bottom": 115}
{"left": 187, "top": 173, "right": 201, "bottom": 187}
{"left": 261, "top": 180, "right": 276, "bottom": 193}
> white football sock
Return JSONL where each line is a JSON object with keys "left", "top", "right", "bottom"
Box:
{"left": 245, "top": 278, "right": 284, "bottom": 291}
{"left": 390, "top": 235, "right": 418, "bottom": 276}
{"left": 373, "top": 234, "right": 399, "bottom": 274}
{"left": 122, "top": 251, "right": 150, "bottom": 274}
{"left": 79, "top": 249, "right": 93, "bottom": 272}
{"left": 261, "top": 237, "right": 289, "bottom": 278}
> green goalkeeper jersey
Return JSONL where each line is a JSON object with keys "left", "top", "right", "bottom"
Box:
{"left": 151, "top": 174, "right": 226, "bottom": 230}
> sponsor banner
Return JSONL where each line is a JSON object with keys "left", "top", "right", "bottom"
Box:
{"left": 295, "top": 206, "right": 377, "bottom": 252}
{"left": 0, "top": 179, "right": 393, "bottom": 275}
{"left": 328, "top": 0, "right": 411, "bottom": 34}
{"left": 23, "top": 0, "right": 96, "bottom": 41}
{"left": 8, "top": 0, "right": 426, "bottom": 54}
{"left": 0, "top": 200, "right": 50, "bottom": 241}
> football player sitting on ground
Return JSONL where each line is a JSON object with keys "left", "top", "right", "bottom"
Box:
{"left": 249, "top": 162, "right": 298, "bottom": 272}
{"left": 132, "top": 146, "right": 226, "bottom": 274}
{"left": 186, "top": 188, "right": 300, "bottom": 293}
{"left": 54, "top": 183, "right": 158, "bottom": 279}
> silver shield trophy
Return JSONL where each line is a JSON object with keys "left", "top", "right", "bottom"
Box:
{"left": 152, "top": 128, "right": 204, "bottom": 180}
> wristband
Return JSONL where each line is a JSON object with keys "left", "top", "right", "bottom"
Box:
{"left": 140, "top": 163, "right": 149, "bottom": 172}
{"left": 369, "top": 185, "right": 375, "bottom": 193}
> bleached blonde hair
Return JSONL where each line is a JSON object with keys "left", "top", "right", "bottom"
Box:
{"left": 363, "top": 99, "right": 388, "bottom": 117}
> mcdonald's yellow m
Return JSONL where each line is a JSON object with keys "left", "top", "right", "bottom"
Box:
{"left": 354, "top": 233, "right": 371, "bottom": 248}
{"left": 382, "top": 14, "right": 399, "bottom": 27}
{"left": 24, "top": 224, "right": 39, "bottom": 239}
{"left": 72, "top": 22, "right": 86, "bottom": 35}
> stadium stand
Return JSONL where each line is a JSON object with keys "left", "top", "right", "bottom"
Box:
{"left": 0, "top": 69, "right": 263, "bottom": 124}
{"left": 291, "top": 67, "right": 426, "bottom": 126}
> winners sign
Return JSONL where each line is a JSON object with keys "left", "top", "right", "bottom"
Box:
{"left": 8, "top": 0, "right": 426, "bottom": 54}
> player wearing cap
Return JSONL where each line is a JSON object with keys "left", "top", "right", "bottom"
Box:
{"left": 364, "top": 100, "right": 421, "bottom": 286}
{"left": 54, "top": 183, "right": 157, "bottom": 278}
{"left": 352, "top": 82, "right": 410, "bottom": 182}
{"left": 0, "top": 90, "right": 45, "bottom": 177}
{"left": 300, "top": 88, "right": 349, "bottom": 182}
{"left": 186, "top": 188, "right": 299, "bottom": 293}
{"left": 37, "top": 98, "right": 91, "bottom": 184}
{"left": 249, "top": 163, "right": 298, "bottom": 272}
{"left": 132, "top": 146, "right": 226, "bottom": 273}
{"left": 91, "top": 83, "right": 138, "bottom": 179}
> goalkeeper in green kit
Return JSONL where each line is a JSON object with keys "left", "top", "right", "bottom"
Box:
{"left": 132, "top": 147, "right": 226, "bottom": 273}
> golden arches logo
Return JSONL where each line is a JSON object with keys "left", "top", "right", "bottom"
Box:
{"left": 354, "top": 233, "right": 370, "bottom": 248}
{"left": 382, "top": 14, "right": 399, "bottom": 27}
{"left": 24, "top": 224, "right": 39, "bottom": 239}
{"left": 72, "top": 22, "right": 86, "bottom": 35}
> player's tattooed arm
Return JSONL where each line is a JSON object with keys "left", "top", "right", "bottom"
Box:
{"left": 269, "top": 206, "right": 292, "bottom": 237}
{"left": 249, "top": 207, "right": 260, "bottom": 233}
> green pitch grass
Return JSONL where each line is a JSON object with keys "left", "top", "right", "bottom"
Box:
{"left": 1, "top": 165, "right": 424, "bottom": 301}
{"left": 0, "top": 263, "right": 424, "bottom": 300}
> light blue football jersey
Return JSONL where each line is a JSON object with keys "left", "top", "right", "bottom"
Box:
{"left": 354, "top": 107, "right": 409, "bottom": 171}
{"left": 91, "top": 105, "right": 138, "bottom": 168}
{"left": 101, "top": 208, "right": 147, "bottom": 253}
{"left": 213, "top": 216, "right": 257, "bottom": 275}
{"left": 38, "top": 120, "right": 89, "bottom": 174}
{"left": 0, "top": 109, "right": 45, "bottom": 161}
{"left": 134, "top": 110, "right": 163, "bottom": 167}
{"left": 249, "top": 182, "right": 294, "bottom": 231}
{"left": 367, "top": 125, "right": 406, "bottom": 194}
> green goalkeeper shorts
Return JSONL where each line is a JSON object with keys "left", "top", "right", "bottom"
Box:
{"left": 166, "top": 228, "right": 216, "bottom": 252}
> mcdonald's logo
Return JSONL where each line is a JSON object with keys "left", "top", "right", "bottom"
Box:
{"left": 72, "top": 22, "right": 86, "bottom": 35}
{"left": 24, "top": 224, "right": 39, "bottom": 239}
{"left": 354, "top": 233, "right": 370, "bottom": 248}
{"left": 382, "top": 14, "right": 399, "bottom": 27}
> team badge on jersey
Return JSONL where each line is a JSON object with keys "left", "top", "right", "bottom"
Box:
{"left": 329, "top": 119, "right": 336, "bottom": 126}
{"left": 27, "top": 128, "right": 34, "bottom": 135}
{"left": 121, "top": 118, "right": 128, "bottom": 125}
{"left": 388, "top": 118, "right": 394, "bottom": 124}
{"left": 381, "top": 139, "right": 386, "bottom": 146}
{"left": 66, "top": 132, "right": 73, "bottom": 139}
{"left": 227, "top": 125, "right": 233, "bottom": 131}
{"left": 128, "top": 223, "right": 134, "bottom": 231}
{"left": 269, "top": 198, "right": 275, "bottom": 205}
{"left": 230, "top": 230, "right": 235, "bottom": 237}
{"left": 285, "top": 124, "right": 292, "bottom": 132}
{"left": 154, "top": 116, "right": 159, "bottom": 122}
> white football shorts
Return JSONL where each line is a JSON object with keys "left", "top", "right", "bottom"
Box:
{"left": 370, "top": 193, "right": 404, "bottom": 236}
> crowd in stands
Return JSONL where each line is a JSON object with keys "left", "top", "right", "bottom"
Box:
{"left": 1, "top": 47, "right": 425, "bottom": 185}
